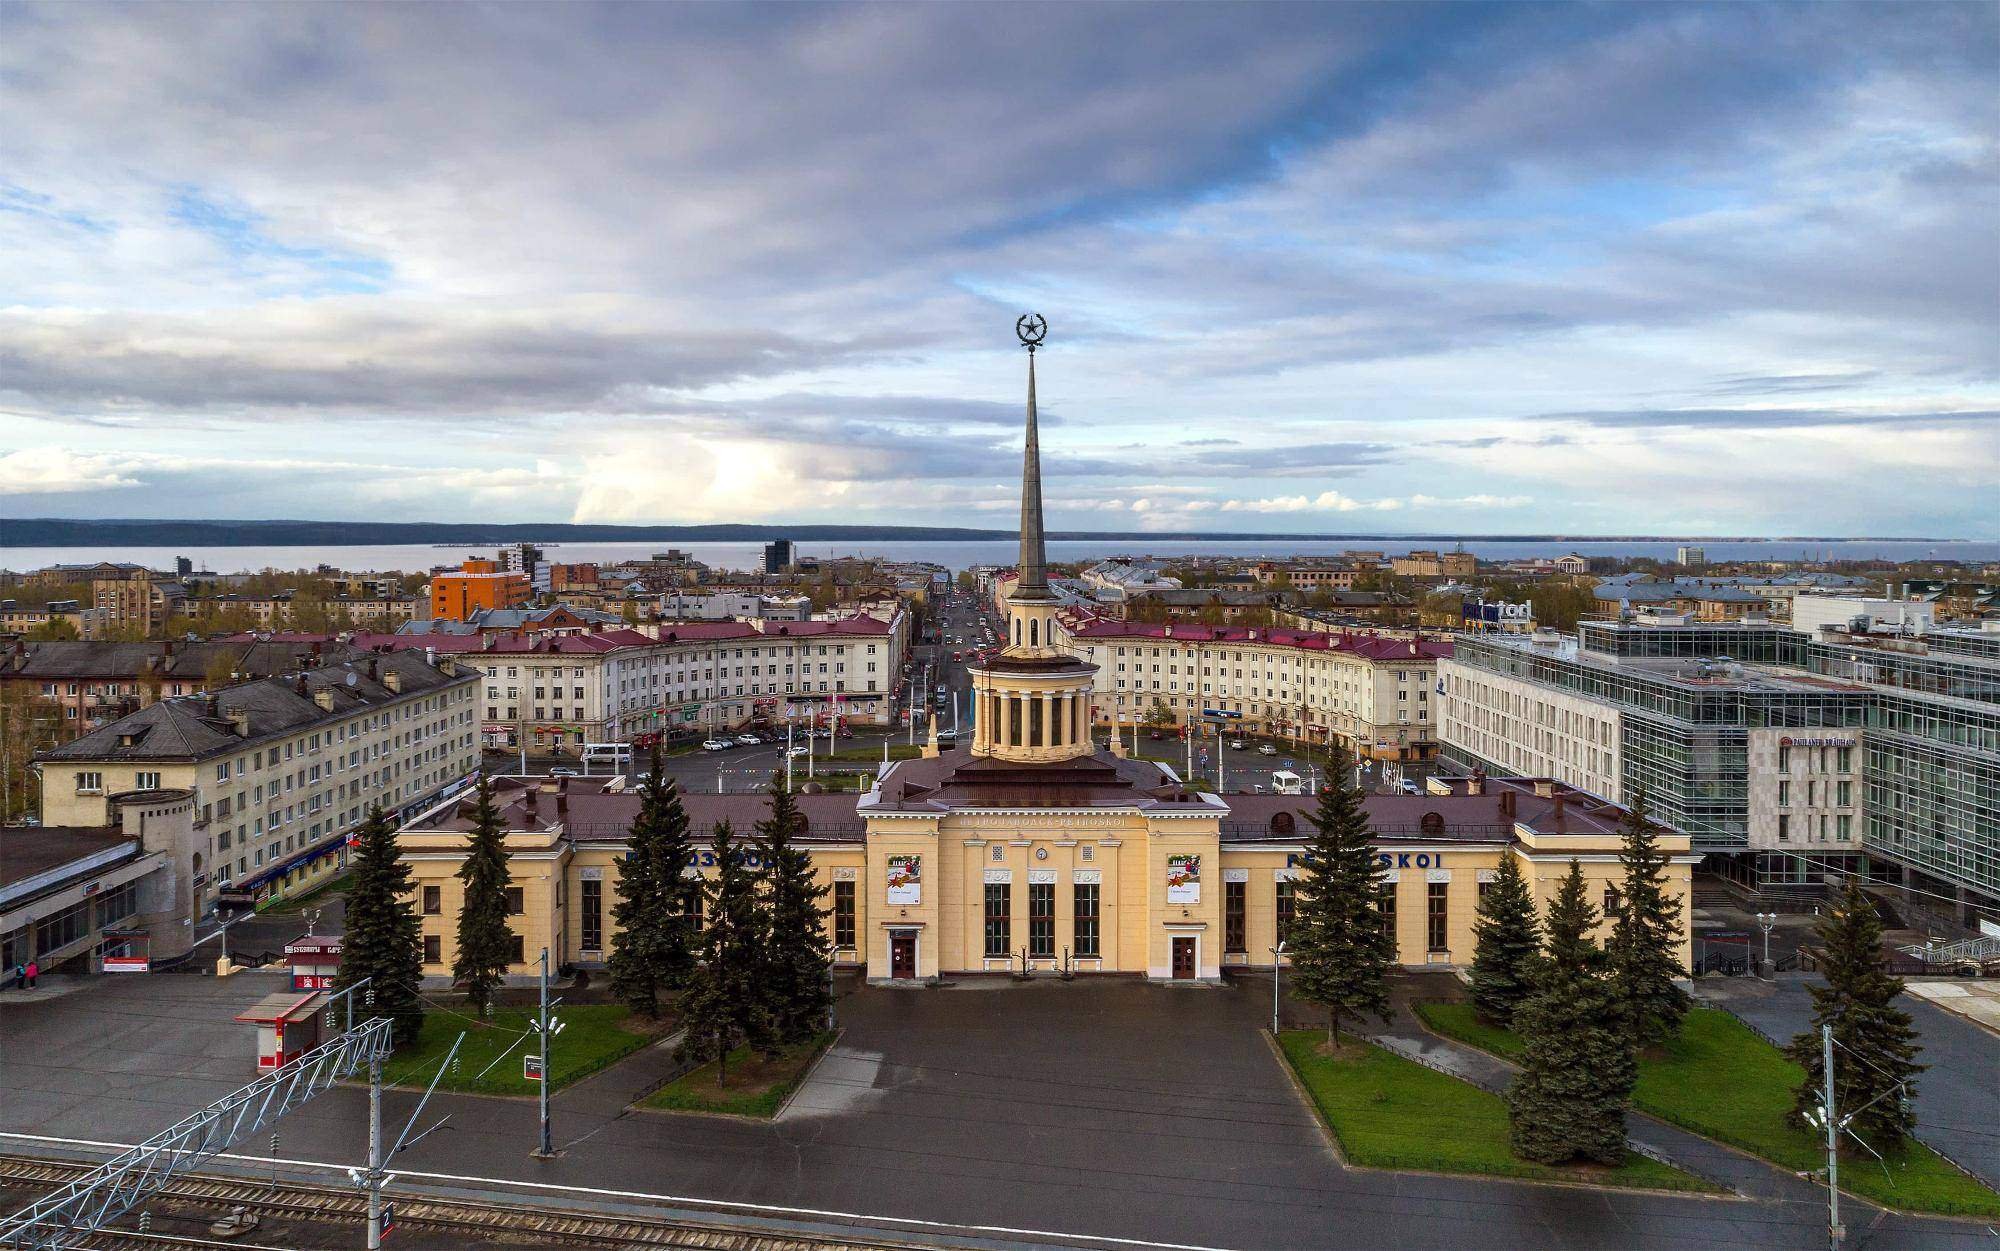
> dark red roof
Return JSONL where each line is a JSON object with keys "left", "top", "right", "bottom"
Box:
{"left": 1069, "top": 618, "right": 1451, "bottom": 659}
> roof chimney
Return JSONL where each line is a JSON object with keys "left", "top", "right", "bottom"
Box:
{"left": 382, "top": 669, "right": 401, "bottom": 694}
{"left": 294, "top": 673, "right": 308, "bottom": 696}
{"left": 1466, "top": 767, "right": 1485, "bottom": 797}
{"left": 1499, "top": 788, "right": 1516, "bottom": 819}
{"left": 228, "top": 708, "right": 251, "bottom": 737}
{"left": 1551, "top": 792, "right": 1566, "bottom": 829}
{"left": 1533, "top": 779, "right": 1556, "bottom": 798}
{"left": 314, "top": 688, "right": 336, "bottom": 713}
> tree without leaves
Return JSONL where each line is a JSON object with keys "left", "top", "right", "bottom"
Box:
{"left": 451, "top": 776, "right": 514, "bottom": 1016}
{"left": 1607, "top": 789, "right": 1689, "bottom": 1046}
{"left": 1787, "top": 880, "right": 1925, "bottom": 1149}
{"left": 755, "top": 772, "right": 833, "bottom": 1050}
{"left": 607, "top": 743, "right": 697, "bottom": 1017}
{"left": 1285, "top": 743, "right": 1394, "bottom": 1045}
{"left": 676, "top": 821, "right": 773, "bottom": 1086}
{"left": 1469, "top": 853, "right": 1540, "bottom": 1028}
{"left": 1506, "top": 860, "right": 1636, "bottom": 1166}
{"left": 335, "top": 805, "right": 425, "bottom": 1047}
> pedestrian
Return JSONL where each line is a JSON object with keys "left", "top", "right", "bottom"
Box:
{"left": 25, "top": 959, "right": 39, "bottom": 989}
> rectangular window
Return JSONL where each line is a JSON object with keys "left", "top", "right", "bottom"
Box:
{"left": 984, "top": 883, "right": 1011, "bottom": 958}
{"left": 1777, "top": 741, "right": 1791, "bottom": 773}
{"left": 1426, "top": 881, "right": 1448, "bottom": 953}
{"left": 1073, "top": 883, "right": 1099, "bottom": 957}
{"left": 423, "top": 934, "right": 441, "bottom": 964}
{"left": 507, "top": 933, "right": 524, "bottom": 965}
{"left": 1028, "top": 881, "right": 1054, "bottom": 958}
{"left": 1379, "top": 881, "right": 1398, "bottom": 949}
{"left": 504, "top": 887, "right": 524, "bottom": 915}
{"left": 1224, "top": 880, "right": 1247, "bottom": 953}
{"left": 833, "top": 880, "right": 856, "bottom": 949}
{"left": 1275, "top": 879, "right": 1296, "bottom": 945}
{"left": 580, "top": 878, "right": 603, "bottom": 952}
{"left": 422, "top": 885, "right": 441, "bottom": 915}
{"left": 1777, "top": 814, "right": 1790, "bottom": 842}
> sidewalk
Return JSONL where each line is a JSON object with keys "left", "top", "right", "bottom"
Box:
{"left": 1904, "top": 980, "right": 2000, "bottom": 1036}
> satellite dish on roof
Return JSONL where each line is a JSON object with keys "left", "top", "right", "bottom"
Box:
{"left": 345, "top": 673, "right": 358, "bottom": 687}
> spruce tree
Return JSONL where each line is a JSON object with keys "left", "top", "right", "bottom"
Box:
{"left": 1286, "top": 744, "right": 1394, "bottom": 1045}
{"left": 1787, "top": 880, "right": 1924, "bottom": 1148}
{"left": 1607, "top": 789, "right": 1688, "bottom": 1046}
{"left": 335, "top": 805, "right": 425, "bottom": 1046}
{"left": 677, "top": 821, "right": 772, "bottom": 1086}
{"left": 451, "top": 776, "right": 514, "bottom": 1016}
{"left": 754, "top": 772, "right": 832, "bottom": 1049}
{"left": 1469, "top": 853, "right": 1540, "bottom": 1027}
{"left": 608, "top": 746, "right": 697, "bottom": 1016}
{"left": 1507, "top": 859, "right": 1636, "bottom": 1166}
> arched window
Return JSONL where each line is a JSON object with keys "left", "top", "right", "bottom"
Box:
{"left": 1030, "top": 619, "right": 1039, "bottom": 647}
{"left": 1013, "top": 618, "right": 1021, "bottom": 646}
{"left": 1271, "top": 811, "right": 1296, "bottom": 835}
{"left": 1420, "top": 811, "right": 1445, "bottom": 836}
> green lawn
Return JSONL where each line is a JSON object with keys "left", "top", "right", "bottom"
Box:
{"left": 382, "top": 1005, "right": 657, "bottom": 1096}
{"left": 641, "top": 1032, "right": 833, "bottom": 1118}
{"left": 1416, "top": 1002, "right": 2000, "bottom": 1218}
{"left": 1276, "top": 1032, "right": 1710, "bottom": 1193}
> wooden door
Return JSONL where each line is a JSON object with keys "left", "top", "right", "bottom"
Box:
{"left": 890, "top": 932, "right": 916, "bottom": 979}
{"left": 1171, "top": 936, "right": 1196, "bottom": 980}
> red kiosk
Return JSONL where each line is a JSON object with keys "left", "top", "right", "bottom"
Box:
{"left": 234, "top": 991, "right": 328, "bottom": 1072}
{"left": 284, "top": 937, "right": 342, "bottom": 991}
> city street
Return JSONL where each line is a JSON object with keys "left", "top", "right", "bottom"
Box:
{"left": 3, "top": 972, "right": 1991, "bottom": 1250}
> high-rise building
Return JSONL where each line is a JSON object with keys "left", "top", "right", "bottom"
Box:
{"left": 1676, "top": 545, "right": 1707, "bottom": 568}
{"left": 764, "top": 539, "right": 796, "bottom": 575}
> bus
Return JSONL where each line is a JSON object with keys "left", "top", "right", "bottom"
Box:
{"left": 582, "top": 742, "right": 632, "bottom": 770}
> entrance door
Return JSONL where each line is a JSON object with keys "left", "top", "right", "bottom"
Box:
{"left": 890, "top": 931, "right": 917, "bottom": 980}
{"left": 1171, "top": 936, "right": 1197, "bottom": 980}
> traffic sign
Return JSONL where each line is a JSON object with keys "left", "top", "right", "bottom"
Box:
{"left": 380, "top": 1202, "right": 395, "bottom": 1237}
{"left": 523, "top": 1054, "right": 544, "bottom": 1082}
{"left": 1201, "top": 708, "right": 1242, "bottom": 719}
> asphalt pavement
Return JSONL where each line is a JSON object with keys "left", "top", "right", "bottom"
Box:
{"left": 3, "top": 971, "right": 1990, "bottom": 1250}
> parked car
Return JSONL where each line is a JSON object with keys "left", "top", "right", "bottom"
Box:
{"left": 701, "top": 738, "right": 731, "bottom": 751}
{"left": 1399, "top": 778, "right": 1422, "bottom": 795}
{"left": 1257, "top": 744, "right": 1278, "bottom": 756}
{"left": 1230, "top": 739, "right": 1247, "bottom": 750}
{"left": 785, "top": 745, "right": 808, "bottom": 758}
{"left": 549, "top": 766, "right": 579, "bottom": 777}
{"left": 735, "top": 733, "right": 761, "bottom": 746}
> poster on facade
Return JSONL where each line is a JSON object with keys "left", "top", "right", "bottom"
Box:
{"left": 886, "top": 854, "right": 922, "bottom": 905}
{"left": 1166, "top": 854, "right": 1201, "bottom": 904}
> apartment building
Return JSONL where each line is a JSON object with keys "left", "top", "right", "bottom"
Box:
{"left": 1390, "top": 550, "right": 1477, "bottom": 579}
{"left": 1058, "top": 614, "right": 1449, "bottom": 761}
{"left": 353, "top": 612, "right": 907, "bottom": 751}
{"left": 1252, "top": 563, "right": 1359, "bottom": 591}
{"left": 0, "top": 599, "right": 106, "bottom": 638}
{"left": 37, "top": 650, "right": 479, "bottom": 913}
{"left": 1439, "top": 618, "right": 1999, "bottom": 927}
{"left": 201, "top": 592, "right": 424, "bottom": 629}
{"left": 1, "top": 638, "right": 369, "bottom": 733}
{"left": 430, "top": 559, "right": 532, "bottom": 622}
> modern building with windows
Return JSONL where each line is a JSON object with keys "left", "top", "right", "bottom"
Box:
{"left": 398, "top": 323, "right": 1688, "bottom": 986}
{"left": 1439, "top": 617, "right": 2000, "bottom": 927}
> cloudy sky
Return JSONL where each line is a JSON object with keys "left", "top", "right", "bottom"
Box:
{"left": 2, "top": 2, "right": 1995, "bottom": 536}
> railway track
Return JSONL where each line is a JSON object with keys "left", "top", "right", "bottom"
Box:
{"left": 0, "top": 1154, "right": 936, "bottom": 1251}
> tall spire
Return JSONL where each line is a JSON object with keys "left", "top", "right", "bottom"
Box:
{"left": 1015, "top": 313, "right": 1050, "bottom": 600}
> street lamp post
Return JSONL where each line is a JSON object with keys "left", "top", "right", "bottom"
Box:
{"left": 1270, "top": 941, "right": 1287, "bottom": 1034}
{"left": 1756, "top": 912, "right": 1778, "bottom": 974}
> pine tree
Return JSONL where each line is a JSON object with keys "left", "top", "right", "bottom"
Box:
{"left": 754, "top": 772, "right": 832, "bottom": 1049}
{"left": 335, "top": 805, "right": 425, "bottom": 1046}
{"left": 1607, "top": 789, "right": 1688, "bottom": 1046}
{"left": 1286, "top": 744, "right": 1394, "bottom": 1045}
{"left": 608, "top": 745, "right": 697, "bottom": 1016}
{"left": 1506, "top": 860, "right": 1637, "bottom": 1166}
{"left": 1787, "top": 880, "right": 1924, "bottom": 1148}
{"left": 451, "top": 776, "right": 514, "bottom": 1016}
{"left": 1469, "top": 853, "right": 1540, "bottom": 1027}
{"left": 677, "top": 821, "right": 772, "bottom": 1086}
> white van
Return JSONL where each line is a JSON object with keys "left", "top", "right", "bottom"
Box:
{"left": 1270, "top": 770, "right": 1304, "bottom": 795}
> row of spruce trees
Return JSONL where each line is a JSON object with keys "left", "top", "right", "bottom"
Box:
{"left": 336, "top": 745, "right": 834, "bottom": 1085}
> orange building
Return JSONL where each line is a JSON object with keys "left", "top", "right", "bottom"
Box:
{"left": 430, "top": 560, "right": 530, "bottom": 622}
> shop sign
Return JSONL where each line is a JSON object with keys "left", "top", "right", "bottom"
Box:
{"left": 102, "top": 956, "right": 150, "bottom": 973}
{"left": 523, "top": 1055, "right": 544, "bottom": 1082}
{"left": 886, "top": 854, "right": 922, "bottom": 905}
{"left": 1286, "top": 851, "right": 1452, "bottom": 870}
{"left": 1166, "top": 854, "right": 1201, "bottom": 904}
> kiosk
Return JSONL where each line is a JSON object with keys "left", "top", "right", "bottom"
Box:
{"left": 284, "top": 937, "right": 342, "bottom": 991}
{"left": 233, "top": 991, "right": 328, "bottom": 1072}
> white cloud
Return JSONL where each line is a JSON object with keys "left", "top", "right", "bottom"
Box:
{"left": 0, "top": 448, "right": 143, "bottom": 494}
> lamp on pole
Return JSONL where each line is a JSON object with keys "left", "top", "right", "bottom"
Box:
{"left": 1755, "top": 911, "right": 1778, "bottom": 973}
{"left": 1270, "top": 941, "right": 1287, "bottom": 1035}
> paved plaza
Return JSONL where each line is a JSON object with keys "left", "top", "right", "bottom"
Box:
{"left": 2, "top": 971, "right": 1994, "bottom": 1250}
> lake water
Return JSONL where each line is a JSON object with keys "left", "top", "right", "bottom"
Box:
{"left": 1, "top": 537, "right": 1994, "bottom": 576}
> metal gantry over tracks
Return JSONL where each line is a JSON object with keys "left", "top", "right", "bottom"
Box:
{"left": 0, "top": 1017, "right": 393, "bottom": 1251}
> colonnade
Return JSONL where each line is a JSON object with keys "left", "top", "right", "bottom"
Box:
{"left": 982, "top": 687, "right": 1093, "bottom": 751}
